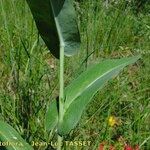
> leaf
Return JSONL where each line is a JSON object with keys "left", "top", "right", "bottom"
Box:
{"left": 45, "top": 99, "right": 58, "bottom": 132}
{"left": 45, "top": 56, "right": 140, "bottom": 135}
{"left": 59, "top": 55, "right": 141, "bottom": 135}
{"left": 26, "top": 0, "right": 80, "bottom": 58}
{"left": 0, "top": 121, "right": 33, "bottom": 150}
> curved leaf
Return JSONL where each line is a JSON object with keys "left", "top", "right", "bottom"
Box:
{"left": 0, "top": 121, "right": 33, "bottom": 150}
{"left": 45, "top": 56, "right": 140, "bottom": 135}
{"left": 58, "top": 55, "right": 141, "bottom": 135}
{"left": 26, "top": 0, "right": 80, "bottom": 58}
{"left": 45, "top": 100, "right": 58, "bottom": 132}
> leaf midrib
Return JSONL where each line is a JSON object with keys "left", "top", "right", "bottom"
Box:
{"left": 49, "top": 0, "right": 65, "bottom": 47}
{"left": 64, "top": 59, "right": 134, "bottom": 111}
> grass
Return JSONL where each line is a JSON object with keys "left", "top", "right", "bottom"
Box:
{"left": 0, "top": 0, "right": 150, "bottom": 149}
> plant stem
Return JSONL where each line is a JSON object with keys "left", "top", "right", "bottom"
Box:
{"left": 57, "top": 45, "right": 65, "bottom": 150}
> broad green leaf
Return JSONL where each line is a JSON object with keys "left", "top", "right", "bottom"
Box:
{"left": 45, "top": 100, "right": 58, "bottom": 132}
{"left": 0, "top": 121, "right": 33, "bottom": 150}
{"left": 26, "top": 0, "right": 80, "bottom": 58}
{"left": 45, "top": 56, "right": 140, "bottom": 135}
{"left": 59, "top": 55, "right": 141, "bottom": 135}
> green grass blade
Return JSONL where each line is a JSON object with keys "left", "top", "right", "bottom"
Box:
{"left": 0, "top": 121, "right": 33, "bottom": 150}
{"left": 58, "top": 55, "right": 141, "bottom": 135}
{"left": 26, "top": 0, "right": 80, "bottom": 58}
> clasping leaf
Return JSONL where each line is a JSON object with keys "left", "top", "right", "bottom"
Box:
{"left": 46, "top": 56, "right": 141, "bottom": 135}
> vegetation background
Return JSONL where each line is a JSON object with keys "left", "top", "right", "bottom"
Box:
{"left": 0, "top": 0, "right": 150, "bottom": 149}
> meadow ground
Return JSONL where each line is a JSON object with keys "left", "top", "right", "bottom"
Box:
{"left": 0, "top": 0, "right": 150, "bottom": 149}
